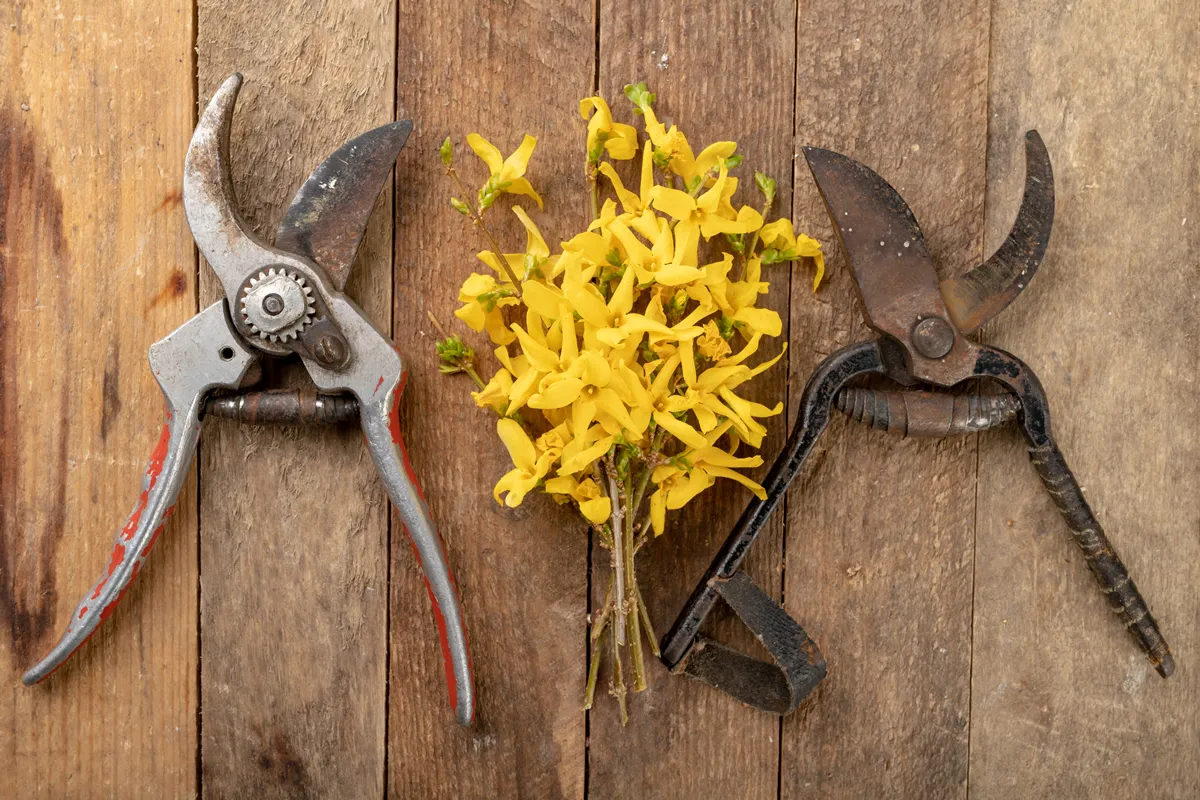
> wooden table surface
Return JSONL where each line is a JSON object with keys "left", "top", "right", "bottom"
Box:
{"left": 2, "top": 0, "right": 1197, "bottom": 797}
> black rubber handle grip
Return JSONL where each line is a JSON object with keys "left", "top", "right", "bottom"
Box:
{"left": 1026, "top": 438, "right": 1174, "bottom": 677}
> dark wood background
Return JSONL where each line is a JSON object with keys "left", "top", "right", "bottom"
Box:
{"left": 2, "top": 0, "right": 1196, "bottom": 797}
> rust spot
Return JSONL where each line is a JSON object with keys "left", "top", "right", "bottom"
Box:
{"left": 154, "top": 188, "right": 183, "bottom": 213}
{"left": 255, "top": 726, "right": 311, "bottom": 794}
{"left": 144, "top": 267, "right": 189, "bottom": 316}
{"left": 100, "top": 343, "right": 122, "bottom": 440}
{"left": 0, "top": 109, "right": 72, "bottom": 663}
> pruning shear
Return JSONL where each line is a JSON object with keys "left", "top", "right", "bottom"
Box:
{"left": 660, "top": 131, "right": 1173, "bottom": 714}
{"left": 21, "top": 74, "right": 475, "bottom": 726}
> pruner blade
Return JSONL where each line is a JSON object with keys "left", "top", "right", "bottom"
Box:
{"left": 940, "top": 130, "right": 1055, "bottom": 333}
{"left": 276, "top": 119, "right": 413, "bottom": 291}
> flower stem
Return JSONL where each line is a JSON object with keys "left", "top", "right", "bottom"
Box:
{"left": 588, "top": 173, "right": 600, "bottom": 223}
{"left": 605, "top": 460, "right": 627, "bottom": 647}
{"left": 585, "top": 575, "right": 614, "bottom": 710}
{"left": 447, "top": 165, "right": 524, "bottom": 291}
{"left": 624, "top": 466, "right": 647, "bottom": 692}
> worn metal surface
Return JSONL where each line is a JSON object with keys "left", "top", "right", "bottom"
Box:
{"left": 22, "top": 74, "right": 475, "bottom": 725}
{"left": 835, "top": 388, "right": 1019, "bottom": 437}
{"left": 204, "top": 389, "right": 360, "bottom": 425}
{"left": 941, "top": 131, "right": 1055, "bottom": 333}
{"left": 663, "top": 132, "right": 1173, "bottom": 713}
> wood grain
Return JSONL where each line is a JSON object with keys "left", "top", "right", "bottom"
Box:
{"left": 0, "top": 1, "right": 198, "bottom": 796}
{"left": 194, "top": 3, "right": 394, "bottom": 797}
{"left": 388, "top": 2, "right": 592, "bottom": 797}
{"left": 782, "top": 1, "right": 990, "bottom": 796}
{"left": 969, "top": 0, "right": 1200, "bottom": 796}
{"left": 589, "top": 2, "right": 797, "bottom": 798}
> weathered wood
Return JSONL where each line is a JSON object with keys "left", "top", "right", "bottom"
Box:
{"left": 195, "top": 3, "right": 394, "bottom": 797}
{"left": 969, "top": 0, "right": 1200, "bottom": 795}
{"left": 589, "top": 2, "right": 797, "bottom": 798}
{"left": 388, "top": 2, "right": 592, "bottom": 797}
{"left": 0, "top": 1, "right": 198, "bottom": 796}
{"left": 782, "top": 2, "right": 990, "bottom": 796}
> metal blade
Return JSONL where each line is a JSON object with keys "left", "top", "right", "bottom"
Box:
{"left": 184, "top": 73, "right": 279, "bottom": 302}
{"left": 940, "top": 130, "right": 1054, "bottom": 333}
{"left": 802, "top": 146, "right": 949, "bottom": 348}
{"left": 276, "top": 121, "right": 412, "bottom": 291}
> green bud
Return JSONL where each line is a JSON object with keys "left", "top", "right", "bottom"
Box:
{"left": 723, "top": 232, "right": 745, "bottom": 255}
{"left": 722, "top": 154, "right": 744, "bottom": 170}
{"left": 652, "top": 148, "right": 672, "bottom": 170}
{"left": 605, "top": 248, "right": 624, "bottom": 268}
{"left": 755, "top": 171, "right": 777, "bottom": 206}
{"left": 623, "top": 82, "right": 656, "bottom": 114}
{"left": 435, "top": 334, "right": 476, "bottom": 375}
{"left": 716, "top": 315, "right": 735, "bottom": 340}
{"left": 450, "top": 197, "right": 471, "bottom": 216}
{"left": 439, "top": 136, "right": 454, "bottom": 167}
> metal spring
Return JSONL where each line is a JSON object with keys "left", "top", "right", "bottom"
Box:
{"left": 204, "top": 389, "right": 359, "bottom": 425}
{"left": 835, "top": 388, "right": 1019, "bottom": 438}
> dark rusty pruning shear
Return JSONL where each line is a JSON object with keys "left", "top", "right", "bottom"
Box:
{"left": 660, "top": 131, "right": 1174, "bottom": 714}
{"left": 22, "top": 74, "right": 475, "bottom": 726}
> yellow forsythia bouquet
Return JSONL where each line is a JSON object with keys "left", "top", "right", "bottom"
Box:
{"left": 436, "top": 83, "right": 824, "bottom": 722}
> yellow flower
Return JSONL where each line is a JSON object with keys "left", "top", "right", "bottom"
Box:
{"left": 471, "top": 368, "right": 513, "bottom": 413}
{"left": 454, "top": 273, "right": 518, "bottom": 345}
{"left": 477, "top": 205, "right": 553, "bottom": 281}
{"left": 545, "top": 474, "right": 611, "bottom": 524}
{"left": 650, "top": 168, "right": 763, "bottom": 266}
{"left": 640, "top": 106, "right": 739, "bottom": 186}
{"left": 758, "top": 217, "right": 826, "bottom": 290}
{"left": 598, "top": 145, "right": 655, "bottom": 214}
{"left": 467, "top": 133, "right": 544, "bottom": 209}
{"left": 580, "top": 97, "right": 638, "bottom": 163}
{"left": 648, "top": 421, "right": 767, "bottom": 535}
{"left": 696, "top": 320, "right": 732, "bottom": 361}
{"left": 493, "top": 418, "right": 556, "bottom": 507}
{"left": 558, "top": 423, "right": 615, "bottom": 475}
{"left": 612, "top": 355, "right": 708, "bottom": 449}
{"left": 663, "top": 339, "right": 785, "bottom": 446}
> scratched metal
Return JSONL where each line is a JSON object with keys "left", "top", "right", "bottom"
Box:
{"left": 24, "top": 74, "right": 475, "bottom": 725}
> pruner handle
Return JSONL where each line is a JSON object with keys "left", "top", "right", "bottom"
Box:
{"left": 660, "top": 341, "right": 886, "bottom": 711}
{"left": 1026, "top": 437, "right": 1174, "bottom": 676}
{"left": 975, "top": 345, "right": 1174, "bottom": 677}
{"left": 23, "top": 302, "right": 255, "bottom": 685}
{"left": 359, "top": 374, "right": 474, "bottom": 725}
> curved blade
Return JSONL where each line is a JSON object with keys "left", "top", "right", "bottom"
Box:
{"left": 803, "top": 146, "right": 947, "bottom": 345}
{"left": 184, "top": 73, "right": 278, "bottom": 301}
{"left": 941, "top": 130, "right": 1055, "bottom": 333}
{"left": 276, "top": 121, "right": 412, "bottom": 291}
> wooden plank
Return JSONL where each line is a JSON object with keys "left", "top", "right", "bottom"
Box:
{"left": 781, "top": 2, "right": 990, "bottom": 796}
{"left": 588, "top": 3, "right": 797, "bottom": 798}
{"left": 969, "top": 1, "right": 1200, "bottom": 795}
{"left": 387, "top": 2, "right": 592, "bottom": 797}
{"left": 0, "top": 1, "right": 198, "bottom": 797}
{"left": 194, "top": 4, "right": 394, "bottom": 797}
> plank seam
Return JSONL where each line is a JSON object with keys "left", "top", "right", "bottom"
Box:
{"left": 965, "top": 4, "right": 995, "bottom": 796}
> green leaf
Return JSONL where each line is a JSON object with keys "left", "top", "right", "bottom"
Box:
{"left": 755, "top": 171, "right": 777, "bottom": 206}
{"left": 623, "top": 81, "right": 656, "bottom": 114}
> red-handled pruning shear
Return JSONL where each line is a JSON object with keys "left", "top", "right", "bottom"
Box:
{"left": 661, "top": 131, "right": 1173, "bottom": 714}
{"left": 22, "top": 74, "right": 475, "bottom": 726}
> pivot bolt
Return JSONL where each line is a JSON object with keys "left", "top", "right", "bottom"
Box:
{"left": 314, "top": 335, "right": 348, "bottom": 366}
{"left": 912, "top": 317, "right": 955, "bottom": 359}
{"left": 262, "top": 293, "right": 284, "bottom": 316}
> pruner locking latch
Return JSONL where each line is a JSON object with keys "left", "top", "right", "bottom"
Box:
{"left": 662, "top": 132, "right": 1173, "bottom": 714}
{"left": 22, "top": 74, "right": 475, "bottom": 726}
